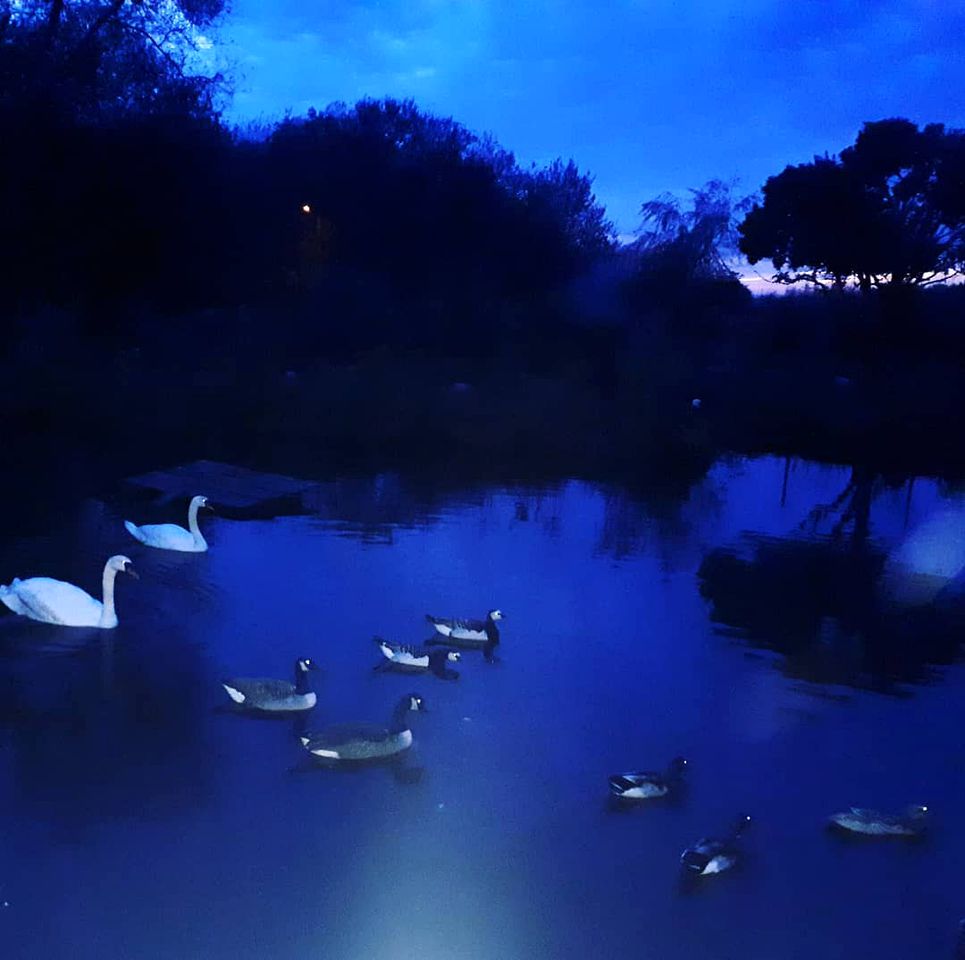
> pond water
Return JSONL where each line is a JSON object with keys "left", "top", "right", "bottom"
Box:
{"left": 1, "top": 455, "right": 964, "bottom": 959}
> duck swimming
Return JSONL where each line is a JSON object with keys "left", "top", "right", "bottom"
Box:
{"left": 426, "top": 609, "right": 503, "bottom": 662}
{"left": 609, "top": 756, "right": 688, "bottom": 800}
{"left": 124, "top": 494, "right": 213, "bottom": 552}
{"left": 373, "top": 637, "right": 461, "bottom": 680}
{"left": 222, "top": 657, "right": 320, "bottom": 712}
{"left": 828, "top": 804, "right": 928, "bottom": 837}
{"left": 680, "top": 814, "right": 753, "bottom": 876}
{"left": 300, "top": 693, "right": 427, "bottom": 761}
{"left": 0, "top": 555, "right": 138, "bottom": 628}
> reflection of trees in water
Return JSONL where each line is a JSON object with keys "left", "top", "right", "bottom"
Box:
{"left": 597, "top": 491, "right": 653, "bottom": 561}
{"left": 800, "top": 465, "right": 876, "bottom": 543}
{"left": 595, "top": 475, "right": 721, "bottom": 568}
{"left": 309, "top": 473, "right": 482, "bottom": 543}
{"left": 597, "top": 491, "right": 684, "bottom": 565}
{"left": 505, "top": 481, "right": 708, "bottom": 564}
{"left": 699, "top": 460, "right": 965, "bottom": 691}
{"left": 509, "top": 487, "right": 563, "bottom": 538}
{"left": 797, "top": 463, "right": 919, "bottom": 546}
{"left": 790, "top": 460, "right": 923, "bottom": 546}
{"left": 698, "top": 533, "right": 964, "bottom": 694}
{"left": 0, "top": 631, "right": 213, "bottom": 835}
{"left": 314, "top": 475, "right": 569, "bottom": 543}
{"left": 305, "top": 470, "right": 715, "bottom": 568}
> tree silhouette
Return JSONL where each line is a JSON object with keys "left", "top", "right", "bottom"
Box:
{"left": 1, "top": 0, "right": 226, "bottom": 119}
{"left": 739, "top": 119, "right": 965, "bottom": 290}
{"left": 257, "top": 99, "right": 613, "bottom": 330}
{"left": 633, "top": 179, "right": 753, "bottom": 284}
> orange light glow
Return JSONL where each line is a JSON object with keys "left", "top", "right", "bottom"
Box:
{"left": 301, "top": 204, "right": 311, "bottom": 214}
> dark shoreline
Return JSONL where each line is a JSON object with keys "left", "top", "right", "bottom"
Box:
{"left": 3, "top": 325, "right": 963, "bottom": 539}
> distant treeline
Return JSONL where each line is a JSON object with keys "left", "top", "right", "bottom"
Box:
{"left": 4, "top": 94, "right": 622, "bottom": 341}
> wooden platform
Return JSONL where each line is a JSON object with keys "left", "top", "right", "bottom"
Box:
{"left": 122, "top": 460, "right": 323, "bottom": 519}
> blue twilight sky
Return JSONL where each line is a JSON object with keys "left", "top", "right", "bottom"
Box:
{"left": 218, "top": 0, "right": 965, "bottom": 237}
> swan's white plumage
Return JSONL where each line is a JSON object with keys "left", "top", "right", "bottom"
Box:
{"left": 0, "top": 555, "right": 134, "bottom": 628}
{"left": 125, "top": 520, "right": 200, "bottom": 551}
{"left": 124, "top": 495, "right": 209, "bottom": 552}
{"left": 0, "top": 577, "right": 105, "bottom": 626}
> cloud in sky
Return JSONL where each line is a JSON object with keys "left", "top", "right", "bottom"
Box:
{"left": 219, "top": 0, "right": 965, "bottom": 232}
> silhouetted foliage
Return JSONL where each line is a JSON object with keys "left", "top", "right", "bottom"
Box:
{"left": 740, "top": 119, "right": 965, "bottom": 289}
{"left": 1, "top": 59, "right": 614, "bottom": 354}
{"left": 1, "top": 0, "right": 226, "bottom": 119}
{"left": 0, "top": 1, "right": 232, "bottom": 322}
{"left": 240, "top": 100, "right": 613, "bottom": 354}
{"left": 633, "top": 179, "right": 752, "bottom": 283}
{"left": 622, "top": 180, "right": 752, "bottom": 325}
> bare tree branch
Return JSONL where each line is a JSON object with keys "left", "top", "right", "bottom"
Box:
{"left": 129, "top": 22, "right": 187, "bottom": 74}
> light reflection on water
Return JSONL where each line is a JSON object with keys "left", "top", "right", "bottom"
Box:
{"left": 0, "top": 456, "right": 963, "bottom": 959}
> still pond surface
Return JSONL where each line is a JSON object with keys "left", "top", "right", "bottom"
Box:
{"left": 1, "top": 455, "right": 964, "bottom": 959}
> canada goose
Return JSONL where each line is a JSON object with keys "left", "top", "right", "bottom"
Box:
{"left": 222, "top": 658, "right": 320, "bottom": 712}
{"left": 373, "top": 637, "right": 461, "bottom": 680}
{"left": 426, "top": 609, "right": 503, "bottom": 661}
{"left": 609, "top": 757, "right": 688, "bottom": 799}
{"left": 299, "top": 694, "right": 427, "bottom": 761}
{"left": 0, "top": 555, "right": 138, "bottom": 628}
{"left": 124, "top": 495, "right": 213, "bottom": 552}
{"left": 680, "top": 814, "right": 753, "bottom": 876}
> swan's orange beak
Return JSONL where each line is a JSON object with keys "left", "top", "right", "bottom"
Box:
{"left": 125, "top": 564, "right": 140, "bottom": 580}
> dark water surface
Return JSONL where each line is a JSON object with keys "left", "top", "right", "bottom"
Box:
{"left": 2, "top": 456, "right": 965, "bottom": 959}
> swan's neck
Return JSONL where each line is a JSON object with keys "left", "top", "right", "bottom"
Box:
{"left": 100, "top": 565, "right": 119, "bottom": 628}
{"left": 188, "top": 501, "right": 207, "bottom": 547}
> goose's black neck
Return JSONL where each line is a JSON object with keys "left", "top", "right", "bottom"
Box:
{"left": 729, "top": 819, "right": 751, "bottom": 842}
{"left": 390, "top": 697, "right": 413, "bottom": 734}
{"left": 294, "top": 663, "right": 312, "bottom": 695}
{"left": 664, "top": 759, "right": 686, "bottom": 781}
{"left": 482, "top": 619, "right": 500, "bottom": 663}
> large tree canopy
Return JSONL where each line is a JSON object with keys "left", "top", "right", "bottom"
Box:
{"left": 739, "top": 119, "right": 965, "bottom": 290}
{"left": 260, "top": 99, "right": 614, "bottom": 300}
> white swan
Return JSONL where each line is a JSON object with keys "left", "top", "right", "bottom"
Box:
{"left": 0, "top": 555, "right": 139, "bottom": 628}
{"left": 124, "top": 495, "right": 211, "bottom": 552}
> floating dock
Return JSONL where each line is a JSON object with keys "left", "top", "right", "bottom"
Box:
{"left": 122, "top": 460, "right": 323, "bottom": 518}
